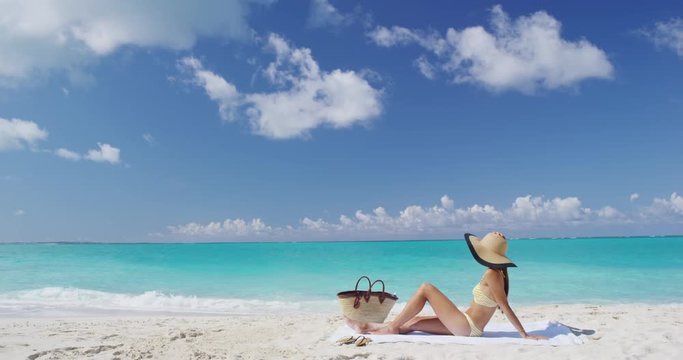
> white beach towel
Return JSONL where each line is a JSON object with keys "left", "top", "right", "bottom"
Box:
{"left": 330, "top": 321, "right": 588, "bottom": 346}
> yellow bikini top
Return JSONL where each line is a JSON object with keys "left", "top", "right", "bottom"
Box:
{"left": 472, "top": 283, "right": 497, "bottom": 307}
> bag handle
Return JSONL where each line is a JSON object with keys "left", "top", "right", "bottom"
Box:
{"left": 353, "top": 276, "right": 372, "bottom": 309}
{"left": 371, "top": 279, "right": 387, "bottom": 304}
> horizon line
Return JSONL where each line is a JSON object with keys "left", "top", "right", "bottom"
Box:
{"left": 1, "top": 234, "right": 682, "bottom": 245}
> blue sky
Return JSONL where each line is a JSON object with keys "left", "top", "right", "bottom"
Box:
{"left": 1, "top": 0, "right": 682, "bottom": 242}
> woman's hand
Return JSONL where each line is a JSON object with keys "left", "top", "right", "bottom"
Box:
{"left": 487, "top": 271, "right": 547, "bottom": 341}
{"left": 523, "top": 333, "right": 548, "bottom": 340}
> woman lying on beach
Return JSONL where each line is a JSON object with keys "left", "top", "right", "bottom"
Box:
{"left": 346, "top": 232, "right": 547, "bottom": 340}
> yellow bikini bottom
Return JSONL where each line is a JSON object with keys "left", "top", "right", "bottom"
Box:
{"left": 463, "top": 313, "right": 483, "bottom": 337}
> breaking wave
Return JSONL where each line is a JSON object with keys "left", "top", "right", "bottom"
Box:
{"left": 0, "top": 287, "right": 337, "bottom": 316}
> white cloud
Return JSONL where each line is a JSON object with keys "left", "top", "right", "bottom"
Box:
{"left": 508, "top": 195, "right": 587, "bottom": 223}
{"left": 369, "top": 26, "right": 414, "bottom": 46}
{"left": 179, "top": 34, "right": 383, "bottom": 139}
{"left": 178, "top": 57, "right": 242, "bottom": 122}
{"left": 0, "top": 0, "right": 257, "bottom": 85}
{"left": 630, "top": 193, "right": 640, "bottom": 202}
{"left": 367, "top": 5, "right": 613, "bottom": 93}
{"left": 142, "top": 133, "right": 156, "bottom": 146}
{"left": 14, "top": 209, "right": 25, "bottom": 216}
{"left": 596, "top": 206, "right": 624, "bottom": 220}
{"left": 368, "top": 26, "right": 446, "bottom": 52}
{"left": 440, "top": 195, "right": 454, "bottom": 209}
{"left": 84, "top": 143, "right": 121, "bottom": 164}
{"left": 414, "top": 56, "right": 436, "bottom": 79}
{"left": 640, "top": 18, "right": 683, "bottom": 57}
{"left": 55, "top": 144, "right": 123, "bottom": 164}
{"left": 55, "top": 148, "right": 82, "bottom": 161}
{"left": 307, "top": 0, "right": 352, "bottom": 29}
{"left": 0, "top": 117, "right": 48, "bottom": 151}
{"left": 169, "top": 193, "right": 656, "bottom": 240}
{"left": 642, "top": 192, "right": 683, "bottom": 219}
{"left": 169, "top": 218, "right": 271, "bottom": 237}
{"left": 1, "top": 117, "right": 119, "bottom": 165}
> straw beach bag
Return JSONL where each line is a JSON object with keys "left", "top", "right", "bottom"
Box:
{"left": 337, "top": 276, "right": 398, "bottom": 323}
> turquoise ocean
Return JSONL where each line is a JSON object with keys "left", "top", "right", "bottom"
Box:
{"left": 0, "top": 236, "right": 681, "bottom": 316}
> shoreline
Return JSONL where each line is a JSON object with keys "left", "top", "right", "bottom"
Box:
{"left": 1, "top": 303, "right": 680, "bottom": 359}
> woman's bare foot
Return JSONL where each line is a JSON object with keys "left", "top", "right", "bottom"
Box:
{"left": 344, "top": 316, "right": 390, "bottom": 334}
{"left": 369, "top": 325, "right": 399, "bottom": 335}
{"left": 344, "top": 316, "right": 370, "bottom": 334}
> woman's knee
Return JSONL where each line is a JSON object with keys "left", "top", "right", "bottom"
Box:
{"left": 419, "top": 282, "right": 436, "bottom": 294}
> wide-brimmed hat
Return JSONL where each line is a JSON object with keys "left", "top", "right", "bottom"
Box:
{"left": 464, "top": 232, "right": 516, "bottom": 269}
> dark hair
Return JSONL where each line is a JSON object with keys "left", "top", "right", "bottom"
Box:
{"left": 491, "top": 267, "right": 510, "bottom": 313}
{"left": 502, "top": 267, "right": 509, "bottom": 296}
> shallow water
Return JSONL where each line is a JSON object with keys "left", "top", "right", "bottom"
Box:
{"left": 0, "top": 236, "right": 680, "bottom": 315}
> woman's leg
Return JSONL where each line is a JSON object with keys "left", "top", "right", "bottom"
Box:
{"left": 346, "top": 282, "right": 470, "bottom": 335}
{"left": 399, "top": 316, "right": 451, "bottom": 335}
{"left": 345, "top": 316, "right": 452, "bottom": 335}
{"left": 380, "top": 282, "right": 469, "bottom": 335}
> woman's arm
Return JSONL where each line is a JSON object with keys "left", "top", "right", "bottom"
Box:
{"left": 485, "top": 270, "right": 547, "bottom": 340}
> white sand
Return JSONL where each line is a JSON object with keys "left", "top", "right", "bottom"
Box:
{"left": 0, "top": 304, "right": 681, "bottom": 359}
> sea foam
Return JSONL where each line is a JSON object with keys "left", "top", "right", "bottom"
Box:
{"left": 0, "top": 287, "right": 336, "bottom": 316}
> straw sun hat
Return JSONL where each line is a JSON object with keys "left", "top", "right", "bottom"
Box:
{"left": 464, "top": 232, "right": 517, "bottom": 269}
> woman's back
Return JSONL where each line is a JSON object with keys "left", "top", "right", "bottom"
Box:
{"left": 465, "top": 270, "right": 503, "bottom": 331}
